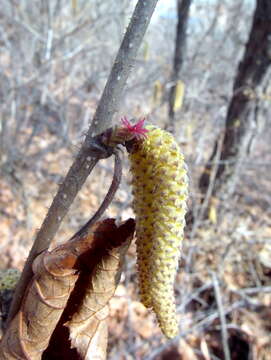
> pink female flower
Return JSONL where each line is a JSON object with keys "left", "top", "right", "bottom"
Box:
{"left": 121, "top": 116, "right": 149, "bottom": 140}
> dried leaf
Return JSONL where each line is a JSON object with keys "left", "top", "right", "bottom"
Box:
{"left": 152, "top": 80, "right": 163, "bottom": 106}
{"left": 43, "top": 218, "right": 134, "bottom": 359}
{"left": 258, "top": 243, "right": 271, "bottom": 269}
{"left": 0, "top": 249, "right": 79, "bottom": 359}
{"left": 178, "top": 338, "right": 198, "bottom": 360}
{"left": 208, "top": 205, "right": 217, "bottom": 225}
{"left": 142, "top": 41, "right": 149, "bottom": 61}
{"left": 185, "top": 124, "right": 193, "bottom": 141}
{"left": 173, "top": 80, "right": 185, "bottom": 112}
{"left": 200, "top": 337, "right": 211, "bottom": 360}
{"left": 0, "top": 218, "right": 135, "bottom": 360}
{"left": 130, "top": 301, "right": 157, "bottom": 338}
{"left": 66, "top": 235, "right": 131, "bottom": 359}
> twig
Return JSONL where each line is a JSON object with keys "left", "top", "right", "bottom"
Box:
{"left": 86, "top": 0, "right": 159, "bottom": 137}
{"left": 229, "top": 286, "right": 271, "bottom": 309}
{"left": 145, "top": 300, "right": 245, "bottom": 360}
{"left": 178, "top": 281, "right": 213, "bottom": 312}
{"left": 7, "top": 0, "right": 159, "bottom": 324}
{"left": 239, "top": 286, "right": 271, "bottom": 294}
{"left": 190, "top": 132, "right": 224, "bottom": 238}
{"left": 211, "top": 272, "right": 231, "bottom": 360}
{"left": 73, "top": 149, "right": 123, "bottom": 238}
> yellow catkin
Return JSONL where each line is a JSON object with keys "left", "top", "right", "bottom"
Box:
{"left": 129, "top": 126, "right": 188, "bottom": 338}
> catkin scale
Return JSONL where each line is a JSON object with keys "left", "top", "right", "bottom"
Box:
{"left": 129, "top": 126, "right": 188, "bottom": 338}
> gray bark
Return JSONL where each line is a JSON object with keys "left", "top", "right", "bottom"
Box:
{"left": 199, "top": 0, "right": 271, "bottom": 199}
{"left": 167, "top": 0, "right": 192, "bottom": 133}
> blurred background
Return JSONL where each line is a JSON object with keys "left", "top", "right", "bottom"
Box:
{"left": 0, "top": 0, "right": 270, "bottom": 359}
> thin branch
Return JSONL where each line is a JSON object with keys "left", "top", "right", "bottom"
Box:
{"left": 145, "top": 300, "right": 245, "bottom": 360}
{"left": 167, "top": 0, "right": 192, "bottom": 131}
{"left": 73, "top": 149, "right": 123, "bottom": 238}
{"left": 238, "top": 286, "right": 271, "bottom": 295}
{"left": 7, "top": 0, "right": 159, "bottom": 324}
{"left": 190, "top": 132, "right": 224, "bottom": 238}
{"left": 86, "top": 0, "right": 159, "bottom": 137}
{"left": 177, "top": 281, "right": 213, "bottom": 312}
{"left": 211, "top": 272, "right": 231, "bottom": 360}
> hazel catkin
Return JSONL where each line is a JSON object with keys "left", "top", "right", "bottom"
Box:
{"left": 129, "top": 126, "right": 188, "bottom": 338}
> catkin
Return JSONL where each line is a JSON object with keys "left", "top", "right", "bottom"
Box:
{"left": 129, "top": 126, "right": 188, "bottom": 338}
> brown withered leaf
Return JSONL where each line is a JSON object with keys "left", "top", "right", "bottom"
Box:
{"left": 0, "top": 247, "right": 79, "bottom": 359}
{"left": 0, "top": 218, "right": 135, "bottom": 360}
{"left": 66, "top": 239, "right": 131, "bottom": 359}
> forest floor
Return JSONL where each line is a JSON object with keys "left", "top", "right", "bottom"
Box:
{"left": 0, "top": 127, "right": 270, "bottom": 360}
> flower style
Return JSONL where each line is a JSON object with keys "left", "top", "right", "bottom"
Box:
{"left": 121, "top": 116, "right": 149, "bottom": 140}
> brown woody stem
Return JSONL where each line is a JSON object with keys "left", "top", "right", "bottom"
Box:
{"left": 73, "top": 150, "right": 123, "bottom": 239}
{"left": 7, "top": 0, "right": 158, "bottom": 325}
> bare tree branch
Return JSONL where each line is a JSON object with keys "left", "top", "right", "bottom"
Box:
{"left": 167, "top": 0, "right": 192, "bottom": 132}
{"left": 73, "top": 149, "right": 123, "bottom": 239}
{"left": 212, "top": 272, "right": 231, "bottom": 360}
{"left": 8, "top": 0, "right": 159, "bottom": 324}
{"left": 199, "top": 0, "right": 271, "bottom": 198}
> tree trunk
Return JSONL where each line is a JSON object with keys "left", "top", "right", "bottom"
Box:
{"left": 167, "top": 0, "right": 192, "bottom": 133}
{"left": 199, "top": 0, "right": 271, "bottom": 198}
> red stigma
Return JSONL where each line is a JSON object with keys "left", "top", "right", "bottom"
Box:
{"left": 121, "top": 117, "right": 149, "bottom": 140}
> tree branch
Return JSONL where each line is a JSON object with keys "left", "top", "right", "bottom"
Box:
{"left": 212, "top": 272, "right": 231, "bottom": 360}
{"left": 73, "top": 150, "right": 123, "bottom": 239}
{"left": 8, "top": 0, "right": 159, "bottom": 324}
